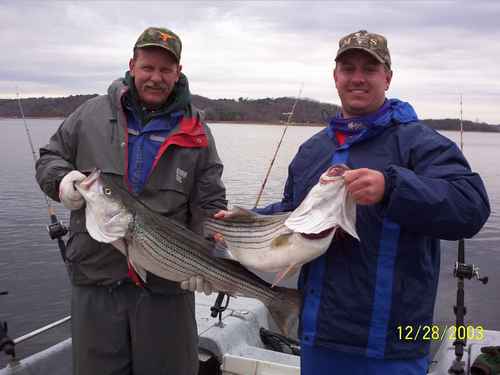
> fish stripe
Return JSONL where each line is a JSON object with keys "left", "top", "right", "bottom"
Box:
{"left": 134, "top": 219, "right": 280, "bottom": 301}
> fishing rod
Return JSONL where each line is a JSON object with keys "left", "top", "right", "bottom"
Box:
{"left": 16, "top": 92, "right": 68, "bottom": 259}
{"left": 210, "top": 85, "right": 304, "bottom": 323}
{"left": 448, "top": 94, "right": 488, "bottom": 375}
{"left": 253, "top": 83, "right": 304, "bottom": 209}
{"left": 1, "top": 93, "right": 71, "bottom": 359}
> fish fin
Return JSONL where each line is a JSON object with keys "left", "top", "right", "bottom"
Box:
{"left": 111, "top": 239, "right": 127, "bottom": 256}
{"left": 210, "top": 235, "right": 237, "bottom": 261}
{"left": 135, "top": 263, "right": 147, "bottom": 282}
{"left": 228, "top": 206, "right": 261, "bottom": 219}
{"left": 271, "top": 264, "right": 300, "bottom": 288}
{"left": 267, "top": 287, "right": 302, "bottom": 336}
{"left": 270, "top": 233, "right": 293, "bottom": 248}
{"left": 225, "top": 206, "right": 290, "bottom": 223}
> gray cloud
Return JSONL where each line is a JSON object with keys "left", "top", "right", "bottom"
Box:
{"left": 1, "top": 1, "right": 499, "bottom": 124}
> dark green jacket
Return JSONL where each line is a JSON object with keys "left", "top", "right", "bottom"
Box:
{"left": 36, "top": 76, "right": 226, "bottom": 291}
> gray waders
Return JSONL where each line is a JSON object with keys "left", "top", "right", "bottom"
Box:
{"left": 71, "top": 283, "right": 198, "bottom": 375}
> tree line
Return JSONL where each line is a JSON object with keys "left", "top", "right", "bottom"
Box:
{"left": 1, "top": 94, "right": 498, "bottom": 132}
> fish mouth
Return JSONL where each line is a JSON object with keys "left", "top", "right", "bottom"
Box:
{"left": 76, "top": 168, "right": 102, "bottom": 191}
{"left": 299, "top": 227, "right": 335, "bottom": 239}
{"left": 319, "top": 164, "right": 349, "bottom": 184}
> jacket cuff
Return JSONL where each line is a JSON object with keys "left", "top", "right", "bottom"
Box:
{"left": 382, "top": 165, "right": 397, "bottom": 205}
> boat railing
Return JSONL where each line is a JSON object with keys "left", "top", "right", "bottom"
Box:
{"left": 13, "top": 316, "right": 71, "bottom": 346}
{"left": 0, "top": 315, "right": 71, "bottom": 364}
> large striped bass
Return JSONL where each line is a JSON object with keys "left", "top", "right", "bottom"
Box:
{"left": 204, "top": 165, "right": 358, "bottom": 277}
{"left": 75, "top": 169, "right": 301, "bottom": 335}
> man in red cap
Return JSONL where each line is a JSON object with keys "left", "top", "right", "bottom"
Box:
{"left": 36, "top": 26, "right": 226, "bottom": 374}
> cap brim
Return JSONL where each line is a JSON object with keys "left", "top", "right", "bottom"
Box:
{"left": 135, "top": 43, "right": 180, "bottom": 62}
{"left": 335, "top": 47, "right": 385, "bottom": 65}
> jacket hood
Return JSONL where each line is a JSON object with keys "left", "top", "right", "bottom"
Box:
{"left": 383, "top": 98, "right": 419, "bottom": 125}
{"left": 327, "top": 98, "right": 419, "bottom": 148}
{"left": 107, "top": 72, "right": 192, "bottom": 119}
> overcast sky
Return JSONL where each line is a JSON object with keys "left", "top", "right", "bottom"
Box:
{"left": 2, "top": 1, "right": 499, "bottom": 124}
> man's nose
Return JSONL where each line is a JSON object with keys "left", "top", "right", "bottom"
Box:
{"left": 351, "top": 69, "right": 366, "bottom": 84}
{"left": 150, "top": 69, "right": 162, "bottom": 82}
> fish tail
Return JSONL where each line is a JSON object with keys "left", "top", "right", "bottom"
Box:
{"left": 267, "top": 287, "right": 302, "bottom": 337}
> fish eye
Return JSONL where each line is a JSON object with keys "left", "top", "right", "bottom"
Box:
{"left": 104, "top": 187, "right": 112, "bottom": 195}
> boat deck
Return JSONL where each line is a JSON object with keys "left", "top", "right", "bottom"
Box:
{"left": 2, "top": 293, "right": 499, "bottom": 375}
{"left": 0, "top": 293, "right": 300, "bottom": 375}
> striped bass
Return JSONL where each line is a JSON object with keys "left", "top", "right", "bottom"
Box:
{"left": 204, "top": 164, "right": 358, "bottom": 277}
{"left": 75, "top": 169, "right": 301, "bottom": 335}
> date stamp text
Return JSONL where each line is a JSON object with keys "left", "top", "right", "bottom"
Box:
{"left": 397, "top": 325, "right": 484, "bottom": 342}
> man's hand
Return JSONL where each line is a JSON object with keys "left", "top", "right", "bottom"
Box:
{"left": 343, "top": 168, "right": 385, "bottom": 205}
{"left": 59, "top": 170, "right": 86, "bottom": 210}
{"left": 180, "top": 276, "right": 214, "bottom": 296}
{"left": 213, "top": 210, "right": 232, "bottom": 219}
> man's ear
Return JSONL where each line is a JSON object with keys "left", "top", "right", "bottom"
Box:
{"left": 129, "top": 58, "right": 135, "bottom": 76}
{"left": 333, "top": 66, "right": 339, "bottom": 88}
{"left": 385, "top": 69, "right": 393, "bottom": 91}
{"left": 176, "top": 64, "right": 182, "bottom": 82}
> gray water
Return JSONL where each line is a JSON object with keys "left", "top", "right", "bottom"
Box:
{"left": 0, "top": 118, "right": 499, "bottom": 363}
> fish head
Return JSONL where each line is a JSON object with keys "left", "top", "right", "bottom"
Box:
{"left": 75, "top": 169, "right": 133, "bottom": 243}
{"left": 320, "top": 164, "right": 350, "bottom": 184}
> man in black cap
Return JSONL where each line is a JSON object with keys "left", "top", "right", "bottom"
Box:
{"left": 252, "top": 29, "right": 490, "bottom": 374}
{"left": 36, "top": 26, "right": 226, "bottom": 375}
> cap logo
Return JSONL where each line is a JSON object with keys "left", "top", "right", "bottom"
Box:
{"left": 159, "top": 32, "right": 175, "bottom": 42}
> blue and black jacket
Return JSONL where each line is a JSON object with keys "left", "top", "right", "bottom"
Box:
{"left": 256, "top": 99, "right": 490, "bottom": 359}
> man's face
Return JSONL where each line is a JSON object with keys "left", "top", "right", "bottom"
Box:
{"left": 334, "top": 50, "right": 392, "bottom": 118}
{"left": 129, "top": 47, "right": 182, "bottom": 109}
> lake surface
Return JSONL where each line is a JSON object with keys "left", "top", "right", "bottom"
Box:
{"left": 0, "top": 118, "right": 499, "bottom": 362}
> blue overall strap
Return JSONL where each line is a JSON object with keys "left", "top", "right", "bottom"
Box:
{"left": 301, "top": 149, "right": 349, "bottom": 347}
{"left": 366, "top": 217, "right": 400, "bottom": 357}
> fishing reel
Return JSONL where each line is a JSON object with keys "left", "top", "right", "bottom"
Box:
{"left": 0, "top": 291, "right": 15, "bottom": 359}
{"left": 453, "top": 261, "right": 488, "bottom": 285}
{"left": 0, "top": 321, "right": 15, "bottom": 358}
{"left": 210, "top": 293, "right": 230, "bottom": 327}
{"left": 47, "top": 213, "right": 69, "bottom": 262}
{"left": 47, "top": 215, "right": 68, "bottom": 240}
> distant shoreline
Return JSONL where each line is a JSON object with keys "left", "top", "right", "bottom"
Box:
{"left": 2, "top": 117, "right": 500, "bottom": 133}
{"left": 2, "top": 95, "right": 499, "bottom": 132}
